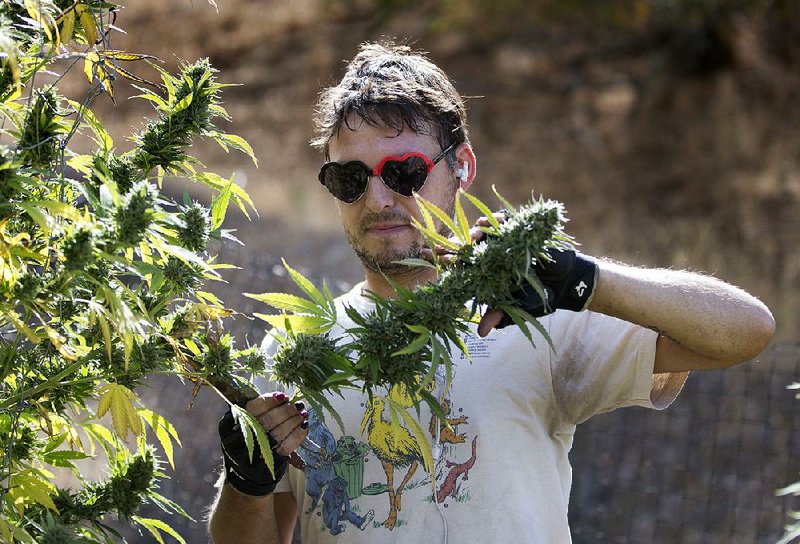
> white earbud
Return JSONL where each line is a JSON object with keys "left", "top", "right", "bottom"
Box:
{"left": 456, "top": 162, "right": 469, "bottom": 182}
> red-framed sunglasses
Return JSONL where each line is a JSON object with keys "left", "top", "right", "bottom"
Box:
{"left": 318, "top": 142, "right": 456, "bottom": 203}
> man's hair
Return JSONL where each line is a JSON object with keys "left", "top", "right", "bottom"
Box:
{"left": 311, "top": 41, "right": 469, "bottom": 160}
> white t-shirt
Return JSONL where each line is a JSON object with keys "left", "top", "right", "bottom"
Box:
{"left": 258, "top": 283, "right": 686, "bottom": 543}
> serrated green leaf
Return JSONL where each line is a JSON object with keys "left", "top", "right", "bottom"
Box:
{"left": 492, "top": 184, "right": 515, "bottom": 212}
{"left": 214, "top": 132, "right": 258, "bottom": 166}
{"left": 416, "top": 194, "right": 459, "bottom": 239}
{"left": 393, "top": 330, "right": 431, "bottom": 356}
{"left": 410, "top": 217, "right": 460, "bottom": 251}
{"left": 10, "top": 470, "right": 57, "bottom": 512}
{"left": 454, "top": 190, "right": 472, "bottom": 243}
{"left": 138, "top": 407, "right": 180, "bottom": 469}
{"left": 254, "top": 313, "right": 332, "bottom": 334}
{"left": 133, "top": 516, "right": 188, "bottom": 544}
{"left": 462, "top": 190, "right": 501, "bottom": 229}
{"left": 386, "top": 396, "right": 434, "bottom": 475}
{"left": 392, "top": 257, "right": 438, "bottom": 270}
{"left": 97, "top": 384, "right": 143, "bottom": 439}
{"left": 244, "top": 292, "right": 323, "bottom": 315}
{"left": 232, "top": 405, "right": 277, "bottom": 478}
{"left": 173, "top": 91, "right": 193, "bottom": 114}
{"left": 230, "top": 405, "right": 255, "bottom": 463}
{"left": 211, "top": 180, "right": 233, "bottom": 230}
{"left": 281, "top": 260, "right": 328, "bottom": 307}
{"left": 67, "top": 98, "right": 113, "bottom": 152}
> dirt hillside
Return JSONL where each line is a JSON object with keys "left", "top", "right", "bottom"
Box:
{"left": 81, "top": 0, "right": 799, "bottom": 338}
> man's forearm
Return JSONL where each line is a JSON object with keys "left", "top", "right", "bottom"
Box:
{"left": 588, "top": 260, "right": 775, "bottom": 368}
{"left": 208, "top": 485, "right": 280, "bottom": 544}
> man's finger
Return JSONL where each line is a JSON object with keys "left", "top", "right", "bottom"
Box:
{"left": 478, "top": 308, "right": 505, "bottom": 337}
{"left": 420, "top": 247, "right": 456, "bottom": 266}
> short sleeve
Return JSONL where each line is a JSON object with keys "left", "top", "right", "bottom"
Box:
{"left": 547, "top": 310, "right": 687, "bottom": 425}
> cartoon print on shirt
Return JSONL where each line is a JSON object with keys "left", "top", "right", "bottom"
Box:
{"left": 304, "top": 354, "right": 483, "bottom": 535}
{"left": 321, "top": 476, "right": 375, "bottom": 535}
{"left": 360, "top": 386, "right": 425, "bottom": 530}
{"left": 429, "top": 398, "right": 468, "bottom": 445}
{"left": 436, "top": 436, "right": 478, "bottom": 503}
{"left": 304, "top": 411, "right": 375, "bottom": 534}
{"left": 429, "top": 397, "right": 477, "bottom": 506}
{"left": 303, "top": 410, "right": 337, "bottom": 512}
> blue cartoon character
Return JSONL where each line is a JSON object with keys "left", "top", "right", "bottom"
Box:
{"left": 321, "top": 477, "right": 375, "bottom": 534}
{"left": 303, "top": 410, "right": 337, "bottom": 512}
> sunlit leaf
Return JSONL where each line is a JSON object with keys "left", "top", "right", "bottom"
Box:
{"left": 416, "top": 194, "right": 459, "bottom": 240}
{"left": 254, "top": 313, "right": 332, "bottom": 334}
{"left": 138, "top": 407, "right": 181, "bottom": 469}
{"left": 76, "top": 3, "right": 98, "bottom": 44}
{"left": 9, "top": 470, "right": 57, "bottom": 512}
{"left": 210, "top": 180, "right": 232, "bottom": 230}
{"left": 213, "top": 132, "right": 258, "bottom": 166}
{"left": 244, "top": 292, "right": 323, "bottom": 315}
{"left": 133, "top": 516, "right": 188, "bottom": 544}
{"left": 97, "top": 384, "right": 143, "bottom": 439}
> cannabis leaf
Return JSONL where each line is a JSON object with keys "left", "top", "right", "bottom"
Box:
{"left": 97, "top": 384, "right": 144, "bottom": 439}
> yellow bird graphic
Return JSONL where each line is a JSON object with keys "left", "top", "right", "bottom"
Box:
{"left": 360, "top": 386, "right": 426, "bottom": 530}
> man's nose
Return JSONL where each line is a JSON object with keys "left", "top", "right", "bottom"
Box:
{"left": 363, "top": 175, "right": 396, "bottom": 211}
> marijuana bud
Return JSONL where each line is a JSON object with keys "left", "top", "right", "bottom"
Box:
{"left": 115, "top": 181, "right": 157, "bottom": 246}
{"left": 13, "top": 270, "right": 44, "bottom": 301}
{"left": 178, "top": 202, "right": 211, "bottom": 252}
{"left": 110, "top": 448, "right": 157, "bottom": 519}
{"left": 38, "top": 514, "right": 77, "bottom": 544}
{"left": 0, "top": 145, "right": 20, "bottom": 203}
{"left": 200, "top": 333, "right": 234, "bottom": 376}
{"left": 133, "top": 58, "right": 224, "bottom": 172}
{"left": 18, "top": 88, "right": 61, "bottom": 167}
{"left": 106, "top": 153, "right": 138, "bottom": 194}
{"left": 62, "top": 227, "right": 95, "bottom": 270}
{"left": 162, "top": 256, "right": 204, "bottom": 294}
{"left": 272, "top": 333, "right": 343, "bottom": 393}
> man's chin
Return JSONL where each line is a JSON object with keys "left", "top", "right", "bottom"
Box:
{"left": 353, "top": 247, "right": 421, "bottom": 275}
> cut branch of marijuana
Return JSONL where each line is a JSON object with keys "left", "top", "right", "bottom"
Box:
{"left": 247, "top": 189, "right": 574, "bottom": 474}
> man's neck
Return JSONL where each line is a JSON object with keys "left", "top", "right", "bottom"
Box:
{"left": 362, "top": 266, "right": 439, "bottom": 299}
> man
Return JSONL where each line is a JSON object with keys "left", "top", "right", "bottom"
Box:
{"left": 208, "top": 42, "right": 775, "bottom": 544}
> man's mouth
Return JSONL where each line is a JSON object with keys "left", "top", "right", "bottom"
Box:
{"left": 365, "top": 222, "right": 410, "bottom": 235}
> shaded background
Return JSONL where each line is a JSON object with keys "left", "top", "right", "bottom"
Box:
{"left": 68, "top": 0, "right": 799, "bottom": 541}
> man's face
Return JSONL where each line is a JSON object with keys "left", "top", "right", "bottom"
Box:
{"left": 327, "top": 119, "right": 457, "bottom": 275}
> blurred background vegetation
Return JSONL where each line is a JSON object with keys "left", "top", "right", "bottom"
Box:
{"left": 61, "top": 0, "right": 797, "bottom": 541}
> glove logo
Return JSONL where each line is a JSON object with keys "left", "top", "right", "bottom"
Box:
{"left": 574, "top": 280, "right": 588, "bottom": 298}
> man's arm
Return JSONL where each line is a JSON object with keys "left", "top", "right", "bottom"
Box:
{"left": 208, "top": 393, "right": 307, "bottom": 544}
{"left": 208, "top": 486, "right": 297, "bottom": 544}
{"left": 587, "top": 260, "right": 775, "bottom": 373}
{"left": 457, "top": 212, "right": 775, "bottom": 371}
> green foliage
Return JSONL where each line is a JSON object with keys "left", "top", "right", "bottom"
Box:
{"left": 0, "top": 2, "right": 265, "bottom": 542}
{"left": 251, "top": 189, "right": 573, "bottom": 473}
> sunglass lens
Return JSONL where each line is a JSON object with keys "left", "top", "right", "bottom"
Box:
{"left": 381, "top": 156, "right": 429, "bottom": 196}
{"left": 321, "top": 162, "right": 369, "bottom": 203}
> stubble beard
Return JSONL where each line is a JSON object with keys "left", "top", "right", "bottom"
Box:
{"left": 346, "top": 199, "right": 455, "bottom": 275}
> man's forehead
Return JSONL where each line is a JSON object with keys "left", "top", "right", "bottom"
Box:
{"left": 329, "top": 117, "right": 438, "bottom": 158}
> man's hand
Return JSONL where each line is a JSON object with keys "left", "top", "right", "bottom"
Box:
{"left": 219, "top": 392, "right": 308, "bottom": 496}
{"left": 421, "top": 211, "right": 597, "bottom": 337}
{"left": 482, "top": 248, "right": 597, "bottom": 334}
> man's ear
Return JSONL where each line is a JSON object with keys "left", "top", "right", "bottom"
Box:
{"left": 455, "top": 143, "right": 476, "bottom": 191}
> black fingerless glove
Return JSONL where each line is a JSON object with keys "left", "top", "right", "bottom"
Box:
{"left": 219, "top": 409, "right": 287, "bottom": 496}
{"left": 497, "top": 249, "right": 597, "bottom": 327}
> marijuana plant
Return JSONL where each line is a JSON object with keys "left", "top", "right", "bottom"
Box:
{"left": 248, "top": 189, "right": 574, "bottom": 473}
{"left": 0, "top": 2, "right": 275, "bottom": 542}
